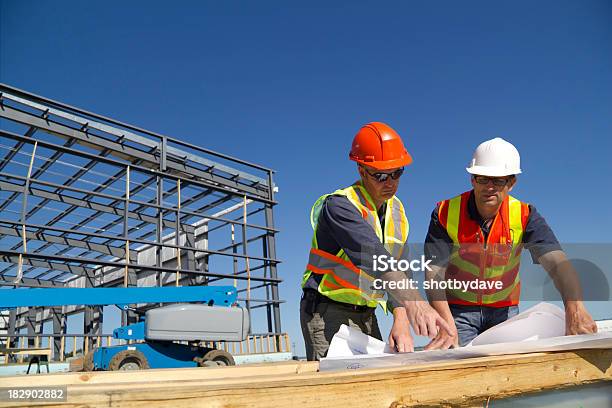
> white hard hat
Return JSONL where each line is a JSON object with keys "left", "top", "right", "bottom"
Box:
{"left": 466, "top": 137, "right": 522, "bottom": 177}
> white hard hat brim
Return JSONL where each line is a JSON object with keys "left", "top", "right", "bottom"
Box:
{"left": 466, "top": 165, "right": 522, "bottom": 177}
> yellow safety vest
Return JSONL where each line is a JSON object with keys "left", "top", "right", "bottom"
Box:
{"left": 302, "top": 182, "right": 409, "bottom": 310}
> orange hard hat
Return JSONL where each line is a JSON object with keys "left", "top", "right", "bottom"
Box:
{"left": 349, "top": 122, "right": 413, "bottom": 170}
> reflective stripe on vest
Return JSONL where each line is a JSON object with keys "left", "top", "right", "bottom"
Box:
{"left": 302, "top": 182, "right": 409, "bottom": 309}
{"left": 439, "top": 191, "right": 529, "bottom": 307}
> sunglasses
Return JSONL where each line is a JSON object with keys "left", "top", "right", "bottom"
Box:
{"left": 362, "top": 167, "right": 404, "bottom": 183}
{"left": 473, "top": 176, "right": 513, "bottom": 186}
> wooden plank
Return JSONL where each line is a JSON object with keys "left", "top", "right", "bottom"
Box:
{"left": 0, "top": 349, "right": 610, "bottom": 407}
{"left": 0, "top": 360, "right": 318, "bottom": 387}
{"left": 0, "top": 347, "right": 51, "bottom": 357}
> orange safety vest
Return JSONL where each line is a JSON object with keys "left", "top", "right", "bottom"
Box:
{"left": 302, "top": 182, "right": 409, "bottom": 310}
{"left": 438, "top": 191, "right": 529, "bottom": 307}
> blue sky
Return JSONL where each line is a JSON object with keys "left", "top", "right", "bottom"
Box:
{"left": 1, "top": 0, "right": 611, "bottom": 354}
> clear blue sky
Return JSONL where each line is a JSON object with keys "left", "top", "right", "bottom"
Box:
{"left": 1, "top": 0, "right": 611, "bottom": 355}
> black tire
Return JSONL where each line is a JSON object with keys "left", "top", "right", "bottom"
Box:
{"left": 196, "top": 349, "right": 235, "bottom": 367}
{"left": 82, "top": 351, "right": 95, "bottom": 372}
{"left": 108, "top": 350, "right": 149, "bottom": 371}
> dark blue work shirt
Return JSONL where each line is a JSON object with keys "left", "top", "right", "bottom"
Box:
{"left": 425, "top": 190, "right": 561, "bottom": 266}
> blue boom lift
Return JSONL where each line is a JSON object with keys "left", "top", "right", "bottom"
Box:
{"left": 0, "top": 286, "right": 250, "bottom": 370}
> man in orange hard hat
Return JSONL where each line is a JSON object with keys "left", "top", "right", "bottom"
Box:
{"left": 300, "top": 122, "right": 452, "bottom": 361}
{"left": 423, "top": 137, "right": 597, "bottom": 348}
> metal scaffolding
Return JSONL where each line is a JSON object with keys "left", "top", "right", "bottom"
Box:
{"left": 0, "top": 83, "right": 282, "bottom": 356}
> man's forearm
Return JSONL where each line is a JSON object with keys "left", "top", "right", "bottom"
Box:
{"left": 382, "top": 264, "right": 451, "bottom": 306}
{"left": 539, "top": 250, "right": 584, "bottom": 304}
{"left": 381, "top": 270, "right": 423, "bottom": 304}
{"left": 426, "top": 266, "right": 454, "bottom": 322}
{"left": 425, "top": 264, "right": 449, "bottom": 303}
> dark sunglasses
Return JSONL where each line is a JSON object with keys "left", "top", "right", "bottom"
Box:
{"left": 473, "top": 175, "right": 513, "bottom": 186}
{"left": 363, "top": 167, "right": 404, "bottom": 183}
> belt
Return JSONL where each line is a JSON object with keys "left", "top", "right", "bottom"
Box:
{"left": 303, "top": 289, "right": 375, "bottom": 313}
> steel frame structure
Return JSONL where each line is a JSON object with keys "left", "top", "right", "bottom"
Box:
{"left": 0, "top": 84, "right": 282, "bottom": 356}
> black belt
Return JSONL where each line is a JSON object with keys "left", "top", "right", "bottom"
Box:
{"left": 303, "top": 289, "right": 374, "bottom": 313}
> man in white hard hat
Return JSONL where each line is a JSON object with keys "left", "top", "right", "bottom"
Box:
{"left": 422, "top": 137, "right": 597, "bottom": 348}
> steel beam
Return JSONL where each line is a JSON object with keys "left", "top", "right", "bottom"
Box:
{"left": 0, "top": 179, "right": 173, "bottom": 229}
{"left": 0, "top": 224, "right": 134, "bottom": 258}
{"left": 0, "top": 254, "right": 96, "bottom": 277}
{"left": 0, "top": 104, "right": 269, "bottom": 199}
{"left": 0, "top": 276, "right": 64, "bottom": 287}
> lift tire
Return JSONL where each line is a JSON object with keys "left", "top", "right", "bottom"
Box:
{"left": 196, "top": 349, "right": 235, "bottom": 367}
{"left": 82, "top": 351, "right": 95, "bottom": 372}
{"left": 108, "top": 350, "right": 150, "bottom": 371}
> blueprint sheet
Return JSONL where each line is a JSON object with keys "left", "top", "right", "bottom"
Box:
{"left": 320, "top": 303, "right": 612, "bottom": 371}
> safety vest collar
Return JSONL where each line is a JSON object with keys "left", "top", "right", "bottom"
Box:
{"left": 352, "top": 180, "right": 378, "bottom": 212}
{"left": 442, "top": 191, "right": 526, "bottom": 246}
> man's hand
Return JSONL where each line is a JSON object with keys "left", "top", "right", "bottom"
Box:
{"left": 381, "top": 270, "right": 452, "bottom": 339}
{"left": 424, "top": 316, "right": 458, "bottom": 350}
{"left": 538, "top": 251, "right": 598, "bottom": 336}
{"left": 388, "top": 307, "right": 414, "bottom": 353}
{"left": 565, "top": 301, "right": 598, "bottom": 335}
{"left": 402, "top": 300, "right": 453, "bottom": 338}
